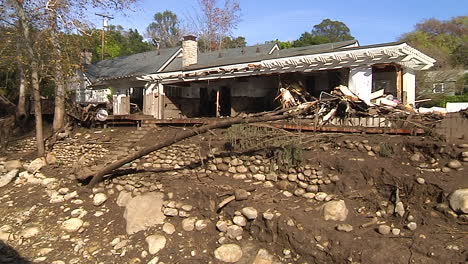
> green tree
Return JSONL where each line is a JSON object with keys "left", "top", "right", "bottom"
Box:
{"left": 292, "top": 19, "right": 354, "bottom": 47}
{"left": 90, "top": 25, "right": 152, "bottom": 61}
{"left": 400, "top": 16, "right": 468, "bottom": 68}
{"left": 222, "top": 36, "right": 246, "bottom": 48}
{"left": 146, "top": 10, "right": 182, "bottom": 48}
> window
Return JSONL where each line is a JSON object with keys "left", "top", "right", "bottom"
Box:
{"left": 164, "top": 85, "right": 183, "bottom": 97}
{"left": 432, "top": 83, "right": 445, "bottom": 93}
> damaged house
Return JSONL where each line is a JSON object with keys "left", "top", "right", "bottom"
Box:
{"left": 78, "top": 36, "right": 435, "bottom": 120}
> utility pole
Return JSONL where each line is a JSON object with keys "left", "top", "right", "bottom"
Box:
{"left": 95, "top": 13, "right": 113, "bottom": 61}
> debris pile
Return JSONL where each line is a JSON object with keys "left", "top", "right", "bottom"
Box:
{"left": 276, "top": 83, "right": 444, "bottom": 130}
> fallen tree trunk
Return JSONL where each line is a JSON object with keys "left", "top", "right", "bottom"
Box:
{"left": 79, "top": 101, "right": 319, "bottom": 187}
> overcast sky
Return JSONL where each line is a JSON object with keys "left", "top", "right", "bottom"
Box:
{"left": 91, "top": 0, "right": 467, "bottom": 45}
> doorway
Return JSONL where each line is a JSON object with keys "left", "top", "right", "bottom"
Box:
{"left": 219, "top": 86, "right": 231, "bottom": 117}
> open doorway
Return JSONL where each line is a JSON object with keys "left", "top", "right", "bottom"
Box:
{"left": 199, "top": 87, "right": 216, "bottom": 117}
{"left": 219, "top": 86, "right": 231, "bottom": 117}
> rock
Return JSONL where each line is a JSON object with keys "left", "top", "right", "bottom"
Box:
{"left": 336, "top": 224, "right": 353, "bottom": 232}
{"left": 252, "top": 249, "right": 275, "bottom": 264}
{"left": 447, "top": 160, "right": 462, "bottom": 169}
{"left": 378, "top": 225, "right": 391, "bottom": 235}
{"left": 49, "top": 192, "right": 65, "bottom": 203}
{"left": 4, "top": 160, "right": 22, "bottom": 171}
{"left": 64, "top": 191, "right": 78, "bottom": 201}
{"left": 241, "top": 207, "right": 258, "bottom": 220}
{"left": 181, "top": 217, "right": 197, "bottom": 231}
{"left": 60, "top": 218, "right": 83, "bottom": 233}
{"left": 302, "top": 193, "right": 316, "bottom": 199}
{"left": 323, "top": 200, "right": 348, "bottom": 221}
{"left": 263, "top": 211, "right": 274, "bottom": 220}
{"left": 392, "top": 228, "right": 401, "bottom": 235}
{"left": 0, "top": 169, "right": 19, "bottom": 188}
{"left": 147, "top": 257, "right": 159, "bottom": 264}
{"left": 442, "top": 167, "right": 451, "bottom": 173}
{"left": 123, "top": 192, "right": 165, "bottom": 235}
{"left": 20, "top": 226, "right": 40, "bottom": 238}
{"left": 253, "top": 173, "right": 266, "bottom": 181}
{"left": 217, "top": 164, "right": 229, "bottom": 171}
{"left": 233, "top": 215, "right": 247, "bottom": 227}
{"left": 58, "top": 188, "right": 69, "bottom": 195}
{"left": 395, "top": 201, "right": 405, "bottom": 217}
{"left": 145, "top": 234, "right": 166, "bottom": 254}
{"left": 407, "top": 222, "right": 417, "bottom": 231}
{"left": 181, "top": 204, "right": 193, "bottom": 212}
{"left": 163, "top": 208, "right": 178, "bottom": 216}
{"left": 46, "top": 152, "right": 57, "bottom": 164}
{"left": 162, "top": 223, "right": 175, "bottom": 235}
{"left": 236, "top": 165, "right": 248, "bottom": 173}
{"left": 416, "top": 177, "right": 425, "bottom": 184}
{"left": 214, "top": 244, "right": 243, "bottom": 263}
{"left": 27, "top": 157, "right": 46, "bottom": 172}
{"left": 92, "top": 193, "right": 107, "bottom": 206}
{"left": 410, "top": 153, "right": 421, "bottom": 162}
{"left": 449, "top": 189, "right": 468, "bottom": 214}
{"left": 195, "top": 219, "right": 209, "bottom": 231}
{"left": 315, "top": 192, "right": 328, "bottom": 201}
{"left": 226, "top": 225, "right": 243, "bottom": 239}
{"left": 216, "top": 221, "right": 228, "bottom": 232}
{"left": 116, "top": 191, "right": 132, "bottom": 207}
{"left": 234, "top": 189, "right": 249, "bottom": 201}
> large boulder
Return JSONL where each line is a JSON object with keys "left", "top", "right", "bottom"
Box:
{"left": 323, "top": 200, "right": 349, "bottom": 221}
{"left": 4, "top": 160, "right": 22, "bottom": 171}
{"left": 0, "top": 169, "right": 19, "bottom": 187}
{"left": 123, "top": 192, "right": 165, "bottom": 234}
{"left": 27, "top": 158, "right": 46, "bottom": 173}
{"left": 449, "top": 189, "right": 468, "bottom": 214}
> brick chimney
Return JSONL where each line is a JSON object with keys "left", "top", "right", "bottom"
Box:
{"left": 182, "top": 35, "right": 198, "bottom": 67}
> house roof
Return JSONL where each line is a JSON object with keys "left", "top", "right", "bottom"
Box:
{"left": 161, "top": 42, "right": 280, "bottom": 72}
{"left": 84, "top": 47, "right": 181, "bottom": 82}
{"left": 141, "top": 41, "right": 436, "bottom": 84}
{"left": 161, "top": 40, "right": 358, "bottom": 72}
{"left": 424, "top": 69, "right": 467, "bottom": 82}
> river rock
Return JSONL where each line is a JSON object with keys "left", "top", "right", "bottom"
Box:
{"left": 336, "top": 224, "right": 353, "bottom": 232}
{"left": 378, "top": 225, "right": 391, "bottom": 235}
{"left": 162, "top": 223, "right": 175, "bottom": 235}
{"left": 449, "top": 189, "right": 468, "bottom": 214}
{"left": 214, "top": 244, "right": 243, "bottom": 263}
{"left": 60, "top": 218, "right": 83, "bottom": 233}
{"left": 323, "top": 200, "right": 348, "bottom": 221}
{"left": 145, "top": 234, "right": 166, "bottom": 254}
{"left": 447, "top": 160, "right": 462, "bottom": 169}
{"left": 93, "top": 193, "right": 108, "bottom": 206}
{"left": 241, "top": 207, "right": 258, "bottom": 220}
{"left": 181, "top": 217, "right": 197, "bottom": 231}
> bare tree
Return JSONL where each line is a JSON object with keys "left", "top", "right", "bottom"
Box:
{"left": 189, "top": 0, "right": 241, "bottom": 52}
{"left": 8, "top": 0, "right": 45, "bottom": 156}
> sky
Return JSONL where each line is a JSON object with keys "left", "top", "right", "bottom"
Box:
{"left": 91, "top": 0, "right": 467, "bottom": 46}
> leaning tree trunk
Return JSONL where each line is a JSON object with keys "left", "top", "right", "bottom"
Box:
{"left": 48, "top": 5, "right": 66, "bottom": 132}
{"left": 10, "top": 0, "right": 45, "bottom": 156}
{"left": 79, "top": 101, "right": 319, "bottom": 187}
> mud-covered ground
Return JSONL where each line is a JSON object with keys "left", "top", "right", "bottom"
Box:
{"left": 0, "top": 125, "right": 467, "bottom": 264}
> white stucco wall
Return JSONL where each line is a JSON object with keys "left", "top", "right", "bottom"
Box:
{"left": 348, "top": 66, "right": 373, "bottom": 104}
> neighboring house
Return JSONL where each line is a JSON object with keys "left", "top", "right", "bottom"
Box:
{"left": 79, "top": 36, "right": 435, "bottom": 119}
{"left": 423, "top": 69, "right": 467, "bottom": 95}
